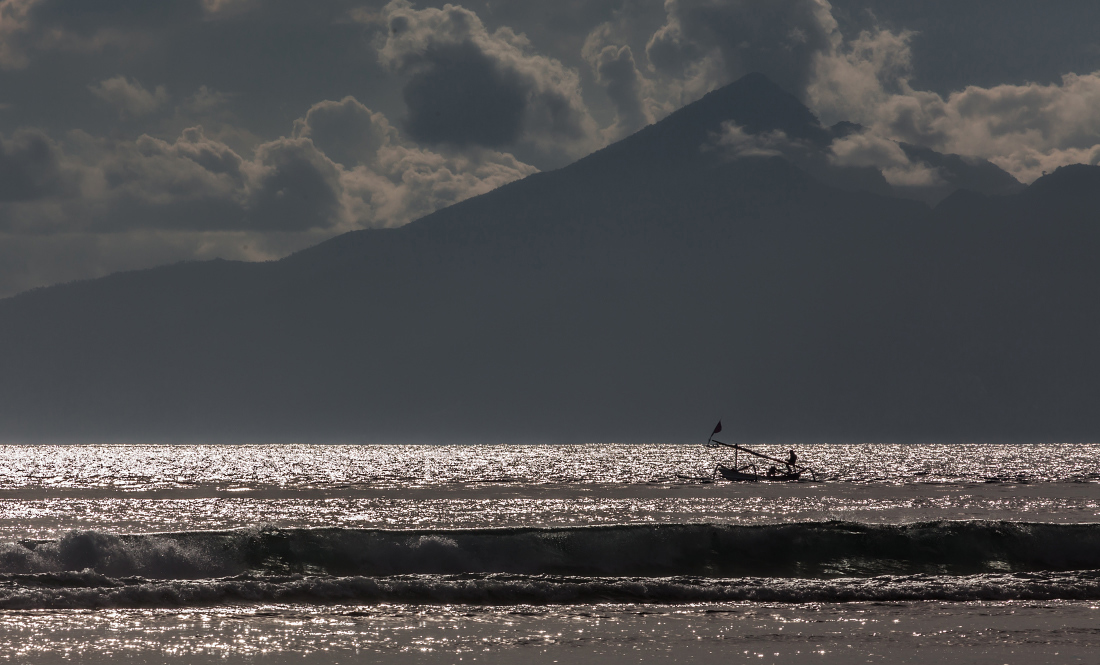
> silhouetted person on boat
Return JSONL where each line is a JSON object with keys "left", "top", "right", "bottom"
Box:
{"left": 786, "top": 450, "right": 797, "bottom": 471}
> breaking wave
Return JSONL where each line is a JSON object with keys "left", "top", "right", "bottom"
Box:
{"left": 5, "top": 521, "right": 1100, "bottom": 578}
{"left": 3, "top": 571, "right": 1100, "bottom": 609}
{"left": 3, "top": 521, "right": 1100, "bottom": 607}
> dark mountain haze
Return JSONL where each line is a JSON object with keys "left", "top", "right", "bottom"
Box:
{"left": 1, "top": 74, "right": 1098, "bottom": 444}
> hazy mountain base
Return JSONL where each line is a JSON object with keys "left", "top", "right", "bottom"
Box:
{"left": 1, "top": 75, "right": 1099, "bottom": 444}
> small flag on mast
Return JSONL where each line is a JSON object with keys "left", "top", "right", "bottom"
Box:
{"left": 711, "top": 421, "right": 722, "bottom": 436}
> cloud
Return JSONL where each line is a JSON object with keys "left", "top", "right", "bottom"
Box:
{"left": 54, "top": 101, "right": 536, "bottom": 234}
{"left": 806, "top": 21, "right": 1100, "bottom": 183}
{"left": 247, "top": 137, "right": 345, "bottom": 231}
{"left": 712, "top": 119, "right": 946, "bottom": 194}
{"left": 806, "top": 26, "right": 915, "bottom": 127}
{"left": 714, "top": 122, "right": 808, "bottom": 160}
{"left": 0, "top": 0, "right": 182, "bottom": 64}
{"left": 0, "top": 129, "right": 68, "bottom": 201}
{"left": 89, "top": 76, "right": 169, "bottom": 118}
{"left": 81, "top": 127, "right": 250, "bottom": 228}
{"left": 646, "top": 0, "right": 838, "bottom": 102}
{"left": 292, "top": 96, "right": 538, "bottom": 227}
{"left": 827, "top": 130, "right": 942, "bottom": 187}
{"left": 582, "top": 24, "right": 653, "bottom": 140}
{"left": 0, "top": 0, "right": 36, "bottom": 69}
{"left": 0, "top": 95, "right": 538, "bottom": 292}
{"left": 345, "top": 136, "right": 536, "bottom": 227}
{"left": 377, "top": 0, "right": 597, "bottom": 158}
{"left": 0, "top": 98, "right": 545, "bottom": 294}
{"left": 579, "top": 0, "right": 846, "bottom": 136}
{"left": 182, "top": 85, "right": 232, "bottom": 115}
{"left": 627, "top": 1, "right": 1100, "bottom": 185}
{"left": 292, "top": 96, "right": 395, "bottom": 169}
{"left": 0, "top": 0, "right": 1097, "bottom": 298}
{"left": 876, "top": 75, "right": 1100, "bottom": 183}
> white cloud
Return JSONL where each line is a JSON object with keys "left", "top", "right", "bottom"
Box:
{"left": 806, "top": 27, "right": 915, "bottom": 128}
{"left": 828, "top": 131, "right": 942, "bottom": 187}
{"left": 714, "top": 122, "right": 807, "bottom": 160}
{"left": 805, "top": 18, "right": 1100, "bottom": 183}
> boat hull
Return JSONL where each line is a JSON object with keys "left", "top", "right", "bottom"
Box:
{"left": 716, "top": 465, "right": 801, "bottom": 482}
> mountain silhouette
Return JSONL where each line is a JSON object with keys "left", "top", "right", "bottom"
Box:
{"left": 0, "top": 74, "right": 1097, "bottom": 444}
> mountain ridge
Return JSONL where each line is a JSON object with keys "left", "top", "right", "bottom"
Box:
{"left": 1, "top": 75, "right": 1098, "bottom": 444}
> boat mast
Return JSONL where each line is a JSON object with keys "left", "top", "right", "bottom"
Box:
{"left": 708, "top": 440, "right": 811, "bottom": 475}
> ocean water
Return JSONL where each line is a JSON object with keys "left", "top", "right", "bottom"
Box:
{"left": 1, "top": 443, "right": 1099, "bottom": 663}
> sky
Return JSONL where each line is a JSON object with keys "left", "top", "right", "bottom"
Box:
{"left": 0, "top": 0, "right": 1098, "bottom": 297}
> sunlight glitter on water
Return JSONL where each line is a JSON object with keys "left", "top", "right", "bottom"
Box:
{"left": 2, "top": 487, "right": 1100, "bottom": 541}
{"left": 2, "top": 602, "right": 1099, "bottom": 664}
{"left": 0, "top": 444, "right": 1098, "bottom": 663}
{"left": 0, "top": 443, "right": 1098, "bottom": 490}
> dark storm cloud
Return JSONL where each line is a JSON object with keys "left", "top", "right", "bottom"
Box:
{"left": 0, "top": 130, "right": 66, "bottom": 202}
{"left": 248, "top": 138, "right": 344, "bottom": 232}
{"left": 377, "top": 0, "right": 597, "bottom": 156}
{"left": 401, "top": 41, "right": 527, "bottom": 147}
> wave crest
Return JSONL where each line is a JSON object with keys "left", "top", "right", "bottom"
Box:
{"left": 2, "top": 571, "right": 1100, "bottom": 609}
{"left": 4, "top": 521, "right": 1100, "bottom": 579}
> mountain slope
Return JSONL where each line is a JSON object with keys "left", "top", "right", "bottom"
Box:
{"left": 0, "top": 75, "right": 1098, "bottom": 443}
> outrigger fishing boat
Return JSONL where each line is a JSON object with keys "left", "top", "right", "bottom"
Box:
{"left": 702, "top": 421, "right": 818, "bottom": 482}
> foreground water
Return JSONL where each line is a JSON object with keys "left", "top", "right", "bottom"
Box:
{"left": 0, "top": 443, "right": 1098, "bottom": 663}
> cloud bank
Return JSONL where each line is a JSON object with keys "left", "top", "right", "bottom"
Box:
{"left": 0, "top": 94, "right": 536, "bottom": 295}
{"left": 577, "top": 0, "right": 1100, "bottom": 186}
{"left": 807, "top": 22, "right": 1100, "bottom": 183}
{"left": 376, "top": 0, "right": 598, "bottom": 159}
{"left": 0, "top": 0, "right": 1099, "bottom": 297}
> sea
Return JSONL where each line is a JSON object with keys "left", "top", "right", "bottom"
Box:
{"left": 0, "top": 443, "right": 1098, "bottom": 664}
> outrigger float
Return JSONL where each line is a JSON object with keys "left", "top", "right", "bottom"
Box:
{"left": 699, "top": 421, "right": 818, "bottom": 482}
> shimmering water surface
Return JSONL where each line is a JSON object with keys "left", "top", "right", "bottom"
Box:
{"left": 1, "top": 443, "right": 1098, "bottom": 663}
{"left": 2, "top": 443, "right": 1098, "bottom": 489}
